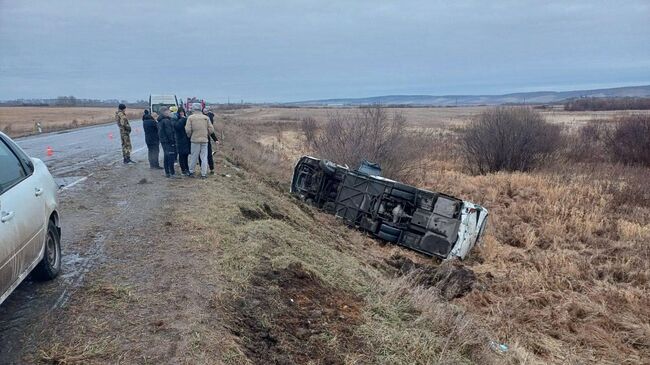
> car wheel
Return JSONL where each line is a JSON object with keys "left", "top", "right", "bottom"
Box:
{"left": 33, "top": 221, "right": 61, "bottom": 281}
{"left": 379, "top": 223, "right": 402, "bottom": 236}
{"left": 393, "top": 182, "right": 417, "bottom": 194}
{"left": 377, "top": 230, "right": 399, "bottom": 243}
{"left": 391, "top": 189, "right": 415, "bottom": 201}
{"left": 377, "top": 224, "right": 402, "bottom": 242}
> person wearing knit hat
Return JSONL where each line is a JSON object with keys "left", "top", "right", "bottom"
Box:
{"left": 142, "top": 109, "right": 162, "bottom": 169}
{"left": 157, "top": 107, "right": 179, "bottom": 178}
{"left": 115, "top": 103, "right": 135, "bottom": 164}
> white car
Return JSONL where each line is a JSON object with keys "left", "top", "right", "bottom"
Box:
{"left": 0, "top": 132, "right": 61, "bottom": 305}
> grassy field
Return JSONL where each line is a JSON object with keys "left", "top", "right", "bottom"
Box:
{"left": 3, "top": 105, "right": 646, "bottom": 139}
{"left": 217, "top": 106, "right": 650, "bottom": 364}
{"left": 0, "top": 106, "right": 142, "bottom": 137}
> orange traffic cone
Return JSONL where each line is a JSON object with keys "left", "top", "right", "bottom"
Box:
{"left": 46, "top": 146, "right": 53, "bottom": 157}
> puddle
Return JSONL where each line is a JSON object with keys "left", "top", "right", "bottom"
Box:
{"left": 61, "top": 252, "right": 89, "bottom": 280}
{"left": 52, "top": 232, "right": 107, "bottom": 309}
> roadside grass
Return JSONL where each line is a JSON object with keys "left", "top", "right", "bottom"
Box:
{"left": 220, "top": 109, "right": 650, "bottom": 364}
{"left": 175, "top": 131, "right": 509, "bottom": 364}
{"left": 87, "top": 283, "right": 135, "bottom": 302}
{"left": 36, "top": 283, "right": 136, "bottom": 364}
{"left": 39, "top": 337, "right": 117, "bottom": 364}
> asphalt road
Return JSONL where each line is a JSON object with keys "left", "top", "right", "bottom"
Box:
{"left": 16, "top": 120, "right": 147, "bottom": 186}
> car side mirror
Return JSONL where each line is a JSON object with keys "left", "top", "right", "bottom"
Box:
{"left": 25, "top": 159, "right": 34, "bottom": 173}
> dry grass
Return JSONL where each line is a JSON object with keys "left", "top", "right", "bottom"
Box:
{"left": 0, "top": 106, "right": 141, "bottom": 137}
{"left": 219, "top": 106, "right": 650, "bottom": 364}
{"left": 195, "top": 164, "right": 506, "bottom": 364}
{"left": 424, "top": 166, "right": 650, "bottom": 363}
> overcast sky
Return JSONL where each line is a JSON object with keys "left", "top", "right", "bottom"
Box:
{"left": 0, "top": 0, "right": 648, "bottom": 102}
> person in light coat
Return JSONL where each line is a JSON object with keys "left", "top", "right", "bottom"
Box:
{"left": 185, "top": 103, "right": 215, "bottom": 178}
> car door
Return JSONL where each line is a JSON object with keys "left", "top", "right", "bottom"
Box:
{"left": 4, "top": 136, "right": 46, "bottom": 265}
{"left": 0, "top": 137, "right": 43, "bottom": 297}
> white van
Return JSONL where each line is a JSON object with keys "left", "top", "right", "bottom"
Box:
{"left": 149, "top": 95, "right": 179, "bottom": 114}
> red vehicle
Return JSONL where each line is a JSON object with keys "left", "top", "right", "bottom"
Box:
{"left": 183, "top": 97, "right": 205, "bottom": 111}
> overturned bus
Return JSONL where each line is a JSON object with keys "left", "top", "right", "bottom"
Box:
{"left": 290, "top": 156, "right": 488, "bottom": 260}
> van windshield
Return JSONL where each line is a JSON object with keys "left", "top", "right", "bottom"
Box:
{"left": 151, "top": 104, "right": 174, "bottom": 113}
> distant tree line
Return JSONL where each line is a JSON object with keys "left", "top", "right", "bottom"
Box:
{"left": 0, "top": 96, "right": 148, "bottom": 107}
{"left": 564, "top": 97, "right": 650, "bottom": 111}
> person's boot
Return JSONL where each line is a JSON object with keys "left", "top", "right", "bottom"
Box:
{"left": 126, "top": 158, "right": 137, "bottom": 164}
{"left": 123, "top": 157, "right": 129, "bottom": 164}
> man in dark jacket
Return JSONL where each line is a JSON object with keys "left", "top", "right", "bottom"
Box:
{"left": 157, "top": 107, "right": 179, "bottom": 178}
{"left": 174, "top": 107, "right": 191, "bottom": 175}
{"left": 142, "top": 110, "right": 162, "bottom": 169}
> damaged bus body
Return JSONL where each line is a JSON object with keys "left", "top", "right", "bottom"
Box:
{"left": 290, "top": 156, "right": 488, "bottom": 260}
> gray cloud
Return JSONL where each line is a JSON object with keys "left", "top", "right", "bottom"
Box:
{"left": 0, "top": 0, "right": 648, "bottom": 102}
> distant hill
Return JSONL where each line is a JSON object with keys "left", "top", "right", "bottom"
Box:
{"left": 286, "top": 85, "right": 650, "bottom": 106}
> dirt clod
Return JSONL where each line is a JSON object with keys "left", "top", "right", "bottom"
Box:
{"left": 416, "top": 260, "right": 477, "bottom": 300}
{"left": 261, "top": 202, "right": 289, "bottom": 220}
{"left": 137, "top": 178, "right": 148, "bottom": 184}
{"left": 385, "top": 254, "right": 477, "bottom": 300}
{"left": 239, "top": 205, "right": 266, "bottom": 220}
{"left": 385, "top": 253, "right": 422, "bottom": 274}
{"left": 228, "top": 261, "right": 366, "bottom": 364}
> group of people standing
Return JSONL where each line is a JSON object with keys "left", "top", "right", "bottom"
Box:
{"left": 116, "top": 102, "right": 218, "bottom": 179}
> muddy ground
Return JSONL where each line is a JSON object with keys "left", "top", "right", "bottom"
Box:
{"left": 0, "top": 158, "right": 232, "bottom": 363}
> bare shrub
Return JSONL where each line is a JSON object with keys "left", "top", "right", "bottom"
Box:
{"left": 608, "top": 169, "right": 650, "bottom": 211}
{"left": 309, "top": 105, "right": 433, "bottom": 180}
{"left": 300, "top": 117, "right": 318, "bottom": 146}
{"left": 563, "top": 120, "right": 612, "bottom": 163}
{"left": 605, "top": 114, "right": 650, "bottom": 166}
{"left": 460, "top": 107, "right": 561, "bottom": 174}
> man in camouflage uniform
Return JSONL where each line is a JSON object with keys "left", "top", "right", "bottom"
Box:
{"left": 115, "top": 103, "right": 135, "bottom": 164}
